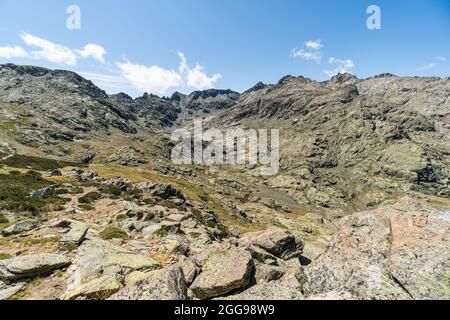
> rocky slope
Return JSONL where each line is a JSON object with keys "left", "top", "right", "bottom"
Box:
{"left": 211, "top": 73, "right": 450, "bottom": 210}
{"left": 0, "top": 64, "right": 448, "bottom": 300}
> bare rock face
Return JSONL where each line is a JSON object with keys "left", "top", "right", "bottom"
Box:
{"left": 239, "top": 227, "right": 304, "bottom": 260}
{"left": 109, "top": 267, "right": 188, "bottom": 300}
{"left": 1, "top": 219, "right": 38, "bottom": 236}
{"left": 0, "top": 282, "right": 27, "bottom": 300}
{"left": 0, "top": 254, "right": 71, "bottom": 281}
{"left": 63, "top": 239, "right": 161, "bottom": 300}
{"left": 306, "top": 197, "right": 450, "bottom": 300}
{"left": 190, "top": 248, "right": 254, "bottom": 299}
{"left": 220, "top": 282, "right": 304, "bottom": 300}
{"left": 104, "top": 146, "right": 148, "bottom": 167}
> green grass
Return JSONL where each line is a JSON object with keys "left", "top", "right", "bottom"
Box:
{"left": 78, "top": 204, "right": 95, "bottom": 211}
{"left": 100, "top": 184, "right": 123, "bottom": 196}
{"left": 17, "top": 236, "right": 60, "bottom": 246}
{"left": 78, "top": 192, "right": 102, "bottom": 204}
{"left": 0, "top": 252, "right": 12, "bottom": 260}
{"left": 99, "top": 227, "right": 129, "bottom": 240}
{"left": 60, "top": 242, "right": 78, "bottom": 252}
{"left": 0, "top": 213, "right": 9, "bottom": 224}
{"left": 0, "top": 154, "right": 85, "bottom": 171}
{"left": 0, "top": 171, "right": 68, "bottom": 214}
{"left": 189, "top": 232, "right": 201, "bottom": 239}
{"left": 115, "top": 214, "right": 128, "bottom": 221}
{"left": 154, "top": 229, "right": 169, "bottom": 237}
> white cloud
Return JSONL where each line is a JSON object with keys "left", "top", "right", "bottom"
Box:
{"left": 305, "top": 40, "right": 323, "bottom": 50}
{"left": 20, "top": 32, "right": 78, "bottom": 66}
{"left": 324, "top": 57, "right": 355, "bottom": 77}
{"left": 418, "top": 56, "right": 446, "bottom": 71}
{"left": 292, "top": 49, "right": 322, "bottom": 63}
{"left": 0, "top": 33, "right": 108, "bottom": 66}
{"left": 117, "top": 59, "right": 182, "bottom": 95}
{"left": 418, "top": 63, "right": 437, "bottom": 71}
{"left": 0, "top": 46, "right": 28, "bottom": 59}
{"left": 178, "top": 52, "right": 221, "bottom": 90}
{"left": 292, "top": 39, "right": 324, "bottom": 63}
{"left": 77, "top": 44, "right": 106, "bottom": 64}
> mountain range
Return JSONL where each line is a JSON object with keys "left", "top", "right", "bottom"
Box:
{"left": 0, "top": 63, "right": 448, "bottom": 300}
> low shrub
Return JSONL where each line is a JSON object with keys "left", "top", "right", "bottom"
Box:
{"left": 99, "top": 227, "right": 129, "bottom": 240}
{"left": 78, "top": 192, "right": 102, "bottom": 204}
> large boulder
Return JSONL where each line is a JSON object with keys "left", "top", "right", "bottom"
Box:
{"left": 190, "top": 248, "right": 254, "bottom": 299}
{"left": 29, "top": 186, "right": 57, "bottom": 198}
{"left": 137, "top": 182, "right": 185, "bottom": 200}
{"left": 52, "top": 219, "right": 89, "bottom": 244}
{"left": 0, "top": 254, "right": 71, "bottom": 281}
{"left": 109, "top": 267, "right": 188, "bottom": 300}
{"left": 1, "top": 219, "right": 38, "bottom": 236}
{"left": 63, "top": 238, "right": 161, "bottom": 300}
{"left": 239, "top": 227, "right": 304, "bottom": 260}
{"left": 306, "top": 197, "right": 450, "bottom": 300}
{"left": 104, "top": 146, "right": 148, "bottom": 167}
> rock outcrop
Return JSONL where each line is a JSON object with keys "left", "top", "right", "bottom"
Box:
{"left": 306, "top": 197, "right": 450, "bottom": 300}
{"left": 190, "top": 247, "right": 254, "bottom": 299}
{"left": 0, "top": 254, "right": 71, "bottom": 281}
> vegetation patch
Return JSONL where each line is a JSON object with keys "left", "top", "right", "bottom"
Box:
{"left": 17, "top": 236, "right": 60, "bottom": 246}
{"left": 1, "top": 154, "right": 85, "bottom": 171}
{"left": 78, "top": 192, "right": 102, "bottom": 204}
{"left": 0, "top": 171, "right": 68, "bottom": 214}
{"left": 115, "top": 214, "right": 128, "bottom": 221}
{"left": 0, "top": 252, "right": 12, "bottom": 260}
{"left": 100, "top": 184, "right": 123, "bottom": 196}
{"left": 99, "top": 227, "right": 129, "bottom": 240}
{"left": 0, "top": 212, "right": 9, "bottom": 224}
{"left": 78, "top": 204, "right": 95, "bottom": 211}
{"left": 60, "top": 242, "right": 78, "bottom": 252}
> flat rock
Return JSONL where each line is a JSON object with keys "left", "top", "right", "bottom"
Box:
{"left": 63, "top": 239, "right": 160, "bottom": 300}
{"left": 220, "top": 282, "right": 304, "bottom": 300}
{"left": 190, "top": 248, "right": 254, "bottom": 299}
{"left": 64, "top": 274, "right": 122, "bottom": 300}
{"left": 239, "top": 227, "right": 304, "bottom": 260}
{"left": 0, "top": 253, "right": 71, "bottom": 281}
{"left": 109, "top": 267, "right": 188, "bottom": 300}
{"left": 1, "top": 219, "right": 38, "bottom": 236}
{"left": 0, "top": 282, "right": 27, "bottom": 300}
{"left": 53, "top": 219, "right": 89, "bottom": 244}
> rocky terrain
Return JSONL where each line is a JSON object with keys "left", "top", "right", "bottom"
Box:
{"left": 0, "top": 63, "right": 448, "bottom": 300}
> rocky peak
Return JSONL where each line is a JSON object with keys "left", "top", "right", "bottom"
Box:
{"left": 328, "top": 72, "right": 359, "bottom": 84}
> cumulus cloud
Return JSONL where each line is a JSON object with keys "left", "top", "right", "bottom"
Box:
{"left": 178, "top": 52, "right": 221, "bottom": 90}
{"left": 324, "top": 57, "right": 355, "bottom": 77}
{"left": 117, "top": 59, "right": 182, "bottom": 95}
{"left": 305, "top": 40, "right": 323, "bottom": 50}
{"left": 0, "top": 33, "right": 107, "bottom": 66}
{"left": 116, "top": 53, "right": 221, "bottom": 95}
{"left": 77, "top": 44, "right": 106, "bottom": 64}
{"left": 0, "top": 46, "right": 28, "bottom": 59}
{"left": 292, "top": 49, "right": 322, "bottom": 63}
{"left": 435, "top": 56, "right": 446, "bottom": 62}
{"left": 292, "top": 39, "right": 323, "bottom": 63}
{"left": 20, "top": 32, "right": 78, "bottom": 66}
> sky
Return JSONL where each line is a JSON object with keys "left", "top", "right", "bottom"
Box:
{"left": 0, "top": 0, "right": 449, "bottom": 97}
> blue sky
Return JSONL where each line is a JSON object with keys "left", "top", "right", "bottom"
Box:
{"left": 0, "top": 0, "right": 449, "bottom": 97}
